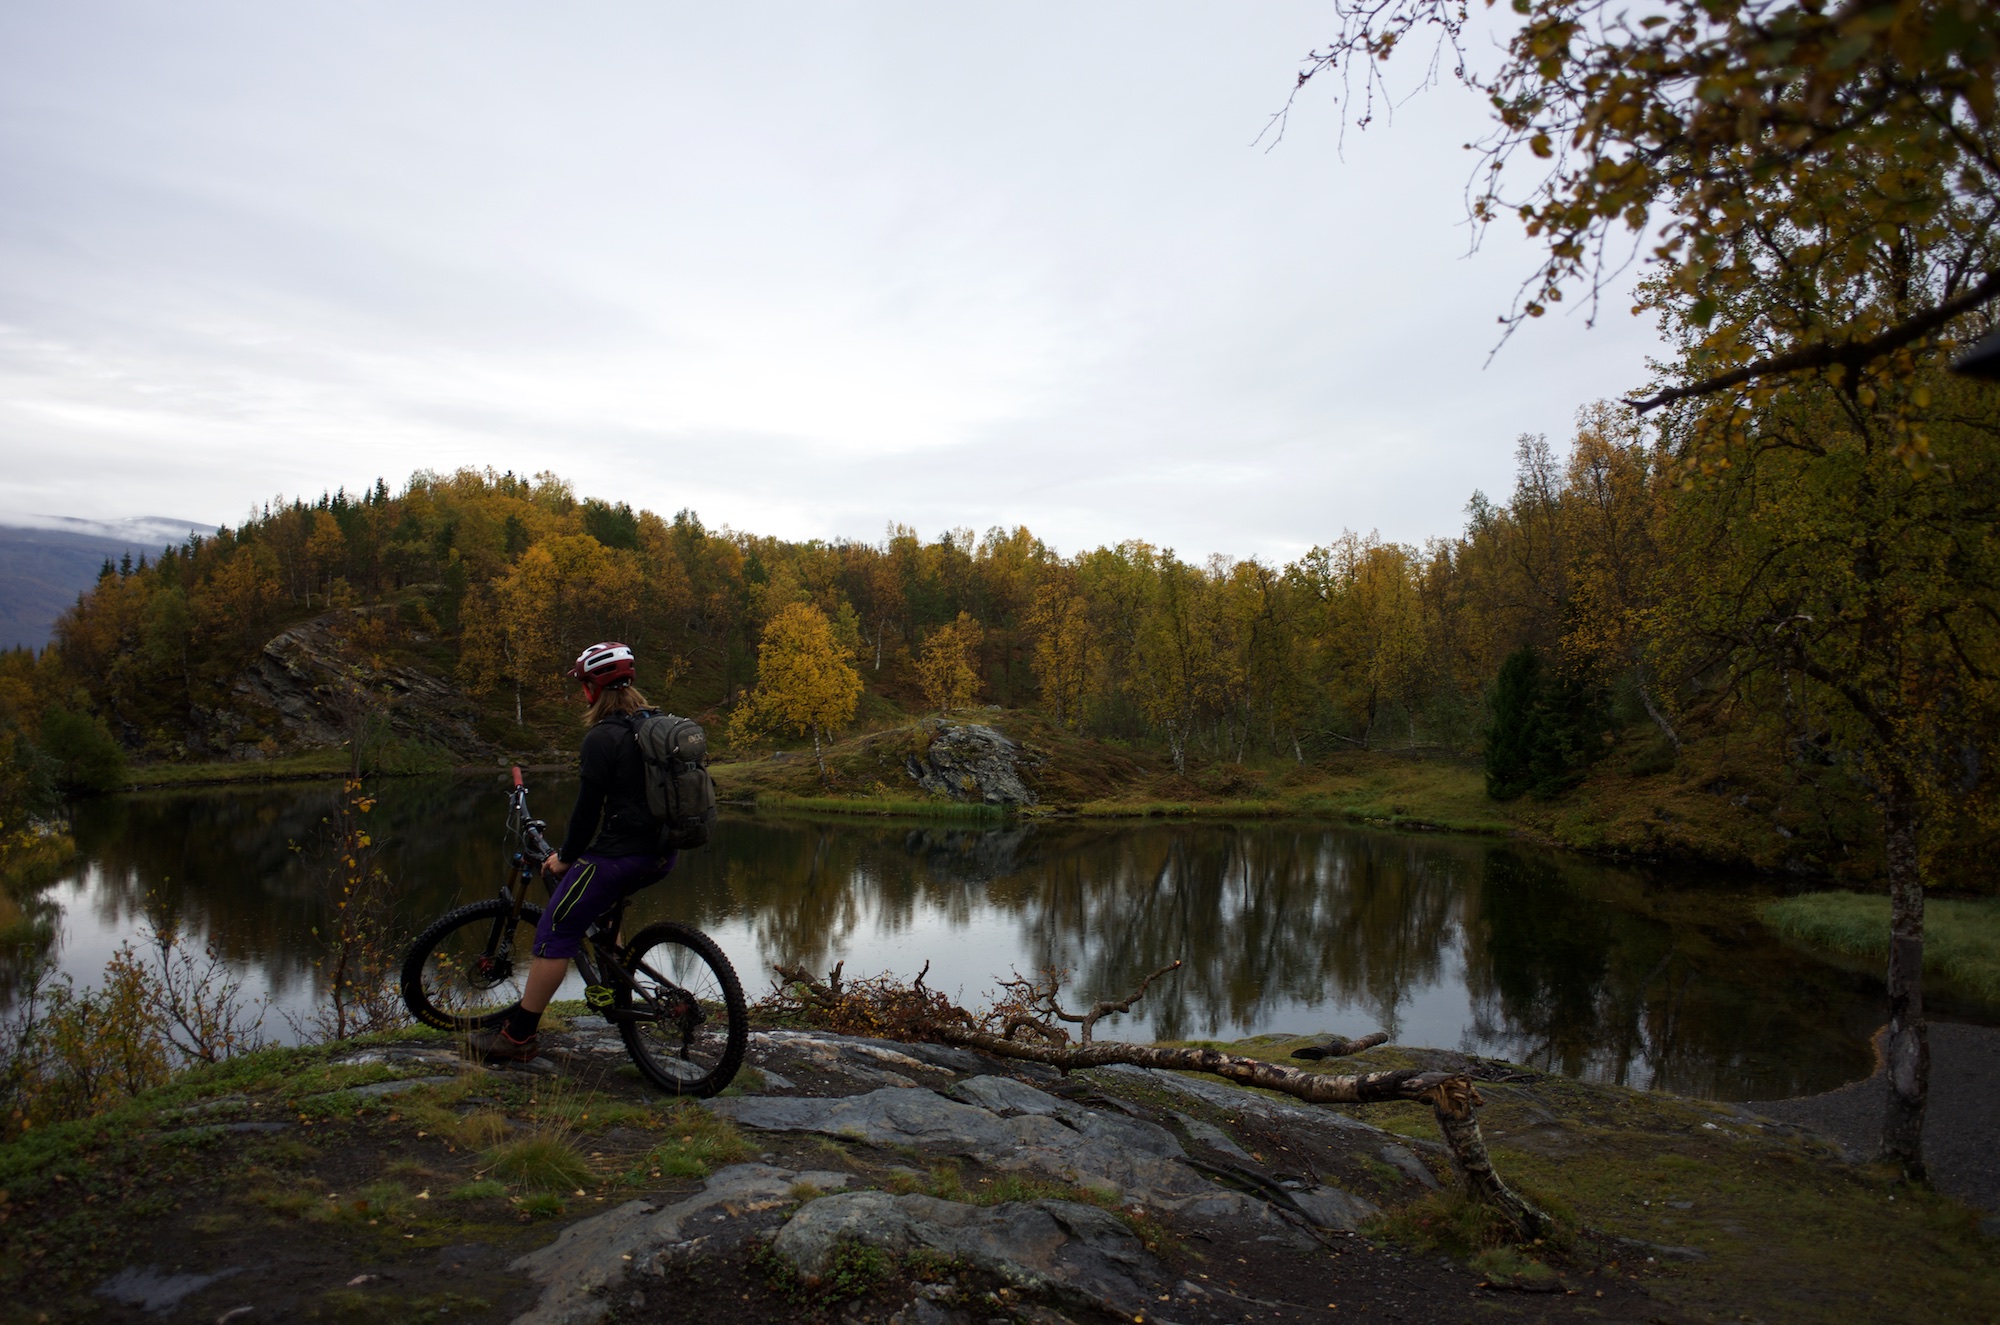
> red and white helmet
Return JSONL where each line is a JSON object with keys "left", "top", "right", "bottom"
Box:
{"left": 568, "top": 641, "right": 636, "bottom": 696}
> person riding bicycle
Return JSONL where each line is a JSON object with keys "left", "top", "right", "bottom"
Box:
{"left": 467, "top": 641, "right": 675, "bottom": 1063}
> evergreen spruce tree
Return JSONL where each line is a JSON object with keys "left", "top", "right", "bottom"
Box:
{"left": 1484, "top": 647, "right": 1541, "bottom": 800}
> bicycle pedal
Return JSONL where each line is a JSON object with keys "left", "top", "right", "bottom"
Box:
{"left": 584, "top": 984, "right": 616, "bottom": 1011}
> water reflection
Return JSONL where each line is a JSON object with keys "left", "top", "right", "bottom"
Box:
{"left": 6, "top": 774, "right": 1917, "bottom": 1099}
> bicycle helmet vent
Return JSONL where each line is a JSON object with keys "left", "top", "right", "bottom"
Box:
{"left": 569, "top": 641, "right": 636, "bottom": 690}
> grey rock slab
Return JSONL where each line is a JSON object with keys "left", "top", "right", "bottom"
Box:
{"left": 95, "top": 1265, "right": 242, "bottom": 1313}
{"left": 1377, "top": 1142, "right": 1441, "bottom": 1190}
{"left": 713, "top": 1086, "right": 1236, "bottom": 1214}
{"left": 955, "top": 1075, "right": 1186, "bottom": 1160}
{"left": 889, "top": 1040, "right": 991, "bottom": 1075}
{"left": 496, "top": 1056, "right": 561, "bottom": 1076}
{"left": 301, "top": 1075, "right": 457, "bottom": 1105}
{"left": 950, "top": 1073, "right": 1066, "bottom": 1117}
{"left": 342, "top": 1075, "right": 460, "bottom": 1099}
{"left": 772, "top": 1191, "right": 1158, "bottom": 1315}
{"left": 708, "top": 1088, "right": 1019, "bottom": 1152}
{"left": 1174, "top": 1112, "right": 1257, "bottom": 1164}
{"left": 748, "top": 1031, "right": 936, "bottom": 1088}
{"left": 510, "top": 1164, "right": 852, "bottom": 1325}
{"left": 330, "top": 1046, "right": 461, "bottom": 1068}
{"left": 1064, "top": 1108, "right": 1185, "bottom": 1161}
{"left": 1290, "top": 1185, "right": 1382, "bottom": 1231}
{"left": 159, "top": 1094, "right": 250, "bottom": 1119}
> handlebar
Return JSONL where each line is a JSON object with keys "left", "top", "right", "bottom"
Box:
{"left": 505, "top": 766, "right": 555, "bottom": 869}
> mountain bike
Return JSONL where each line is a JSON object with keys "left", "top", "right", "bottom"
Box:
{"left": 398, "top": 766, "right": 747, "bottom": 1097}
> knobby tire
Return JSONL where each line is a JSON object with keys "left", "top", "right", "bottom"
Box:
{"left": 400, "top": 897, "right": 544, "bottom": 1031}
{"left": 615, "top": 921, "right": 747, "bottom": 1098}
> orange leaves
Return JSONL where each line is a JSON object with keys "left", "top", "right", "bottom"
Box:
{"left": 728, "top": 602, "right": 864, "bottom": 780}
{"left": 916, "top": 613, "right": 985, "bottom": 716}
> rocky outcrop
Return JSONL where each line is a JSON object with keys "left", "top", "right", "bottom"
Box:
{"left": 772, "top": 1192, "right": 1158, "bottom": 1315}
{"left": 711, "top": 1081, "right": 1253, "bottom": 1218}
{"left": 497, "top": 1026, "right": 1447, "bottom": 1325}
{"left": 198, "top": 610, "right": 493, "bottom": 761}
{"left": 904, "top": 721, "right": 1042, "bottom": 806}
{"left": 512, "top": 1164, "right": 854, "bottom": 1325}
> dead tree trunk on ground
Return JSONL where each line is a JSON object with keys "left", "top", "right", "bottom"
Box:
{"left": 771, "top": 960, "right": 1552, "bottom": 1240}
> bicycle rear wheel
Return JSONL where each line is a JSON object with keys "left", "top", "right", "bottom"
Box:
{"left": 400, "top": 898, "right": 544, "bottom": 1031}
{"left": 615, "top": 921, "right": 747, "bottom": 1098}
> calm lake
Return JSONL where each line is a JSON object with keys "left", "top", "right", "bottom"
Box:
{"left": 8, "top": 771, "right": 1951, "bottom": 1101}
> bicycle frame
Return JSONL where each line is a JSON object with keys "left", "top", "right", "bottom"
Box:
{"left": 495, "top": 766, "right": 687, "bottom": 1031}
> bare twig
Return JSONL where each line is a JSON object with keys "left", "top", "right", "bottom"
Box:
{"left": 1045, "top": 960, "right": 1184, "bottom": 1044}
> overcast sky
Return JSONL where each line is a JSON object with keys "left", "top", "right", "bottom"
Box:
{"left": 0, "top": 2, "right": 1662, "bottom": 563}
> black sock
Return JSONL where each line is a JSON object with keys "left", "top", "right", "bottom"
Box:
{"left": 503, "top": 1005, "right": 543, "bottom": 1042}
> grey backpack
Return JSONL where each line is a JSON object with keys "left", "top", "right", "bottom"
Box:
{"left": 622, "top": 711, "right": 718, "bottom": 851}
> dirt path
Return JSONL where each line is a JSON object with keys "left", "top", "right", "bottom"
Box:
{"left": 1752, "top": 1021, "right": 2000, "bottom": 1218}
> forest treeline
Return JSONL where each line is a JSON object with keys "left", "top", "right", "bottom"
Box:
{"left": 0, "top": 410, "right": 1770, "bottom": 776}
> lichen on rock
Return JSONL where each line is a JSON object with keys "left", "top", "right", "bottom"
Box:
{"left": 903, "top": 720, "right": 1042, "bottom": 806}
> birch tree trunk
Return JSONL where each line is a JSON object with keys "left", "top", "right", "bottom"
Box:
{"left": 1879, "top": 785, "right": 1929, "bottom": 1179}
{"left": 1635, "top": 674, "right": 1681, "bottom": 751}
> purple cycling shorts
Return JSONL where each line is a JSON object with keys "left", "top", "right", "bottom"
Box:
{"left": 532, "top": 851, "right": 675, "bottom": 959}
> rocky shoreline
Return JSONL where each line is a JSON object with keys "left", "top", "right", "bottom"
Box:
{"left": 34, "top": 1018, "right": 2000, "bottom": 1324}
{"left": 489, "top": 1026, "right": 1656, "bottom": 1325}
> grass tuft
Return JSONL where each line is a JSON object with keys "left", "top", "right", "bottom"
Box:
{"left": 629, "top": 1102, "right": 752, "bottom": 1181}
{"left": 483, "top": 1136, "right": 592, "bottom": 1193}
{"left": 1368, "top": 1189, "right": 1535, "bottom": 1259}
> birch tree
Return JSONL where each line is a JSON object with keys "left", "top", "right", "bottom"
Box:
{"left": 728, "top": 602, "right": 863, "bottom": 785}
{"left": 917, "top": 613, "right": 984, "bottom": 715}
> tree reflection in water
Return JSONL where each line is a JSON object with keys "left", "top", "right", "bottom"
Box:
{"left": 17, "top": 776, "right": 1899, "bottom": 1098}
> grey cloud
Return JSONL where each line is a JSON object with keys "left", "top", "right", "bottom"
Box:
{"left": 0, "top": 1, "right": 1662, "bottom": 559}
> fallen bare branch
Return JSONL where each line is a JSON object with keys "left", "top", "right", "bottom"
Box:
{"left": 759, "top": 959, "right": 1554, "bottom": 1241}
{"left": 1048, "top": 959, "right": 1184, "bottom": 1043}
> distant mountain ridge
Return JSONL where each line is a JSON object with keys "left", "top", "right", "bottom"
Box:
{"left": 0, "top": 514, "right": 218, "bottom": 652}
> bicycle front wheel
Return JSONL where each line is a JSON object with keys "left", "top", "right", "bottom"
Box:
{"left": 400, "top": 898, "right": 544, "bottom": 1031}
{"left": 615, "top": 921, "right": 747, "bottom": 1098}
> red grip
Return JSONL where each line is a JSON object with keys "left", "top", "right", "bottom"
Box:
{"left": 511, "top": 765, "right": 523, "bottom": 788}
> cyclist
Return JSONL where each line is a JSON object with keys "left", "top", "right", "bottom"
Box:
{"left": 466, "top": 641, "right": 675, "bottom": 1063}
